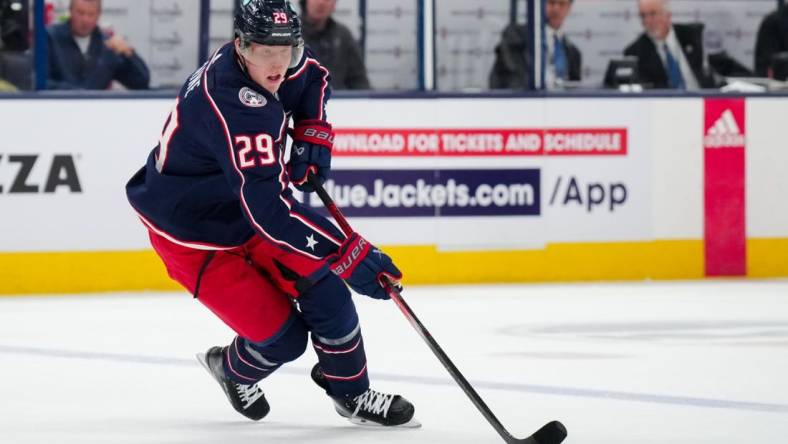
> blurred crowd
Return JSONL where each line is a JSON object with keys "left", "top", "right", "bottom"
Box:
{"left": 490, "top": 0, "right": 788, "bottom": 91}
{"left": 0, "top": 0, "right": 149, "bottom": 91}
{"left": 1, "top": 0, "right": 787, "bottom": 93}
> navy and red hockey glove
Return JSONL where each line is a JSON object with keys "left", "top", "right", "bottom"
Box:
{"left": 330, "top": 233, "right": 403, "bottom": 300}
{"left": 288, "top": 119, "right": 334, "bottom": 192}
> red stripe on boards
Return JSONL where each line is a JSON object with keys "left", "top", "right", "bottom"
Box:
{"left": 703, "top": 98, "right": 746, "bottom": 276}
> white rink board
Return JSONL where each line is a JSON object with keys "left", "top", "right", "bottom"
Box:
{"left": 0, "top": 96, "right": 786, "bottom": 253}
{"left": 745, "top": 98, "right": 788, "bottom": 238}
{"left": 0, "top": 99, "right": 171, "bottom": 252}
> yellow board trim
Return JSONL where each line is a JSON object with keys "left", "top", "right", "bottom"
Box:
{"left": 747, "top": 238, "right": 788, "bottom": 278}
{"left": 0, "top": 250, "right": 180, "bottom": 296}
{"left": 386, "top": 239, "right": 705, "bottom": 284}
{"left": 0, "top": 239, "right": 785, "bottom": 295}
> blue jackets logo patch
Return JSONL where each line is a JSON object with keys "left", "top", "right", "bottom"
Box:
{"left": 239, "top": 87, "right": 267, "bottom": 108}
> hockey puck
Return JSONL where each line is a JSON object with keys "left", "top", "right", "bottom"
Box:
{"left": 533, "top": 420, "right": 567, "bottom": 444}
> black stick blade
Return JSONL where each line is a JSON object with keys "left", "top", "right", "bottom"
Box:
{"left": 530, "top": 420, "right": 567, "bottom": 444}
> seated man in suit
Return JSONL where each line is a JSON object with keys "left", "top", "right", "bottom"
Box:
{"left": 754, "top": 4, "right": 788, "bottom": 78}
{"left": 624, "top": 0, "right": 715, "bottom": 89}
{"left": 489, "top": 0, "right": 581, "bottom": 90}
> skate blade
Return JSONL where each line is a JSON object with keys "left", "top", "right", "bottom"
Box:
{"left": 195, "top": 353, "right": 210, "bottom": 374}
{"left": 346, "top": 416, "right": 422, "bottom": 429}
{"left": 195, "top": 353, "right": 224, "bottom": 386}
{"left": 196, "top": 353, "right": 207, "bottom": 367}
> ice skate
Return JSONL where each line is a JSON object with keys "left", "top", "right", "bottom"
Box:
{"left": 311, "top": 364, "right": 420, "bottom": 428}
{"left": 196, "top": 346, "right": 270, "bottom": 421}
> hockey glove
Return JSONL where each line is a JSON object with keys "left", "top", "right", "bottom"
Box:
{"left": 288, "top": 119, "right": 334, "bottom": 192}
{"left": 330, "top": 233, "right": 403, "bottom": 300}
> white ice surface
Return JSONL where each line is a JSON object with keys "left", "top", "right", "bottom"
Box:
{"left": 1, "top": 280, "right": 787, "bottom": 443}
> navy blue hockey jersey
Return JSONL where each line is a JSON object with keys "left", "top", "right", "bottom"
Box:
{"left": 126, "top": 43, "right": 344, "bottom": 260}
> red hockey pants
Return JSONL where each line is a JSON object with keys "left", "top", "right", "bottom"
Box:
{"left": 148, "top": 229, "right": 325, "bottom": 342}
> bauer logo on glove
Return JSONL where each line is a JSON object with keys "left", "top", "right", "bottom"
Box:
{"left": 331, "top": 236, "right": 369, "bottom": 278}
{"left": 288, "top": 119, "right": 334, "bottom": 192}
{"left": 330, "top": 233, "right": 403, "bottom": 300}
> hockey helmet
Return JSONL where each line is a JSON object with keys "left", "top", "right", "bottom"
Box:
{"left": 235, "top": 0, "right": 304, "bottom": 67}
{"left": 235, "top": 0, "right": 303, "bottom": 47}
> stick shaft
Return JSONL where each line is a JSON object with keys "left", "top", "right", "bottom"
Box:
{"left": 308, "top": 174, "right": 525, "bottom": 443}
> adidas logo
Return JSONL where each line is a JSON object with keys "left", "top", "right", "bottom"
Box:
{"left": 704, "top": 109, "right": 746, "bottom": 148}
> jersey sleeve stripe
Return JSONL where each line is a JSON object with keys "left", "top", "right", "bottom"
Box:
{"left": 202, "top": 64, "right": 323, "bottom": 261}
{"left": 290, "top": 210, "right": 343, "bottom": 245}
{"left": 155, "top": 97, "right": 180, "bottom": 173}
{"left": 275, "top": 113, "right": 289, "bottom": 191}
{"left": 315, "top": 61, "right": 329, "bottom": 120}
{"left": 283, "top": 195, "right": 343, "bottom": 245}
{"left": 287, "top": 58, "right": 329, "bottom": 121}
{"left": 273, "top": 115, "right": 342, "bottom": 246}
{"left": 135, "top": 212, "right": 238, "bottom": 251}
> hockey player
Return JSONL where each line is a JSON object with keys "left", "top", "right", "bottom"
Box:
{"left": 125, "top": 0, "right": 417, "bottom": 428}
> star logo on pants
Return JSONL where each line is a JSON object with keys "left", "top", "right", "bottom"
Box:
{"left": 306, "top": 234, "right": 318, "bottom": 251}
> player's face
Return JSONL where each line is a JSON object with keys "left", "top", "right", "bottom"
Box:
{"left": 545, "top": 0, "right": 572, "bottom": 31}
{"left": 237, "top": 41, "right": 292, "bottom": 94}
{"left": 70, "top": 0, "right": 100, "bottom": 37}
{"left": 638, "top": 0, "right": 671, "bottom": 40}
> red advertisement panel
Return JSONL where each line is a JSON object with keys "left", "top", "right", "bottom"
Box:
{"left": 331, "top": 128, "right": 628, "bottom": 157}
{"left": 704, "top": 98, "right": 746, "bottom": 276}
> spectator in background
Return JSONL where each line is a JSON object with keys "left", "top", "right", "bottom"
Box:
{"left": 543, "top": 0, "right": 581, "bottom": 89}
{"left": 1, "top": 0, "right": 29, "bottom": 51}
{"left": 624, "top": 0, "right": 714, "bottom": 89}
{"left": 0, "top": 0, "right": 31, "bottom": 91}
{"left": 47, "top": 0, "right": 149, "bottom": 90}
{"left": 489, "top": 0, "right": 581, "bottom": 90}
{"left": 754, "top": 3, "right": 788, "bottom": 78}
{"left": 489, "top": 24, "right": 531, "bottom": 89}
{"left": 299, "top": 0, "right": 370, "bottom": 90}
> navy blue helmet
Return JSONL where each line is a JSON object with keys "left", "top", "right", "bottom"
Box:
{"left": 235, "top": 0, "right": 303, "bottom": 48}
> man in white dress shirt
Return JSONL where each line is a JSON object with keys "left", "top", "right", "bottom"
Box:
{"left": 623, "top": 0, "right": 715, "bottom": 90}
{"left": 544, "top": 0, "right": 582, "bottom": 89}
{"left": 489, "top": 0, "right": 582, "bottom": 89}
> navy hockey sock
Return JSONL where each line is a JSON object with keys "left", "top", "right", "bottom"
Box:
{"left": 299, "top": 274, "right": 369, "bottom": 397}
{"left": 311, "top": 325, "right": 369, "bottom": 397}
{"left": 223, "top": 314, "right": 309, "bottom": 384}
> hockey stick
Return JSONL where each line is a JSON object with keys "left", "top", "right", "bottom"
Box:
{"left": 307, "top": 173, "right": 567, "bottom": 444}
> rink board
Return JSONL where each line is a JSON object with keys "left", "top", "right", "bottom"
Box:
{"left": 0, "top": 96, "right": 786, "bottom": 294}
